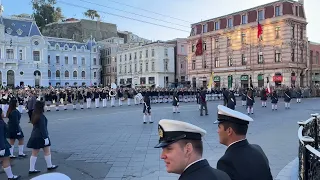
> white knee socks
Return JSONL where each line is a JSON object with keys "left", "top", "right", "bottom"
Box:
{"left": 45, "top": 155, "right": 53, "bottom": 168}
{"left": 19, "top": 145, "right": 24, "bottom": 155}
{"left": 3, "top": 166, "right": 14, "bottom": 178}
{"left": 29, "top": 156, "right": 37, "bottom": 171}
{"left": 10, "top": 146, "right": 14, "bottom": 156}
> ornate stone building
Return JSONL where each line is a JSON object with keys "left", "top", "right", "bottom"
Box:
{"left": 187, "top": 0, "right": 308, "bottom": 89}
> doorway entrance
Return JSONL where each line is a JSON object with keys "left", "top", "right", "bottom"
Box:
{"left": 7, "top": 70, "right": 15, "bottom": 87}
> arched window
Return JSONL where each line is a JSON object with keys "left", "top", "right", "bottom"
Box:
{"left": 56, "top": 70, "right": 60, "bottom": 78}
{"left": 64, "top": 45, "right": 69, "bottom": 51}
{"left": 73, "top": 71, "right": 77, "bottom": 78}
{"left": 74, "top": 82, "right": 77, "bottom": 86}
{"left": 81, "top": 71, "right": 85, "bottom": 78}
{"left": 65, "top": 70, "right": 69, "bottom": 78}
{"left": 55, "top": 44, "right": 59, "bottom": 50}
{"left": 48, "top": 70, "right": 51, "bottom": 78}
{"left": 94, "top": 72, "right": 97, "bottom": 78}
{"left": 65, "top": 82, "right": 69, "bottom": 86}
{"left": 73, "top": 46, "right": 77, "bottom": 51}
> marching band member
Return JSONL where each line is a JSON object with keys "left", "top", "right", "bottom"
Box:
{"left": 246, "top": 89, "right": 255, "bottom": 115}
{"left": 72, "top": 89, "right": 77, "bottom": 110}
{"left": 133, "top": 89, "right": 139, "bottom": 105}
{"left": 296, "top": 87, "right": 302, "bottom": 103}
{"left": 44, "top": 91, "right": 51, "bottom": 112}
{"left": 86, "top": 89, "right": 92, "bottom": 109}
{"left": 271, "top": 91, "right": 278, "bottom": 111}
{"left": 53, "top": 90, "right": 59, "bottom": 111}
{"left": 94, "top": 89, "right": 100, "bottom": 108}
{"left": 284, "top": 87, "right": 292, "bottom": 109}
{"left": 226, "top": 89, "right": 236, "bottom": 110}
{"left": 6, "top": 99, "right": 27, "bottom": 158}
{"left": 241, "top": 90, "right": 247, "bottom": 106}
{"left": 0, "top": 108, "right": 21, "bottom": 180}
{"left": 172, "top": 91, "right": 180, "bottom": 113}
{"left": 27, "top": 101, "right": 58, "bottom": 175}
{"left": 199, "top": 87, "right": 208, "bottom": 116}
{"left": 17, "top": 92, "right": 25, "bottom": 113}
{"left": 78, "top": 90, "right": 85, "bottom": 109}
{"left": 143, "top": 93, "right": 152, "bottom": 124}
{"left": 110, "top": 89, "right": 116, "bottom": 107}
{"left": 101, "top": 89, "right": 107, "bottom": 108}
{"left": 118, "top": 88, "right": 123, "bottom": 106}
{"left": 260, "top": 88, "right": 267, "bottom": 107}
{"left": 2, "top": 92, "right": 9, "bottom": 117}
{"left": 127, "top": 89, "right": 132, "bottom": 106}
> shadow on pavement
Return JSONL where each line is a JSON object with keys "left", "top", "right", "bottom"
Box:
{"left": 0, "top": 151, "right": 112, "bottom": 180}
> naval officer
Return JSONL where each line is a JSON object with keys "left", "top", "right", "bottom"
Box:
{"left": 214, "top": 105, "right": 273, "bottom": 180}
{"left": 155, "top": 119, "right": 230, "bottom": 180}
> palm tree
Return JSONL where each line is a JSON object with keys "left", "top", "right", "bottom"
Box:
{"left": 84, "top": 9, "right": 100, "bottom": 20}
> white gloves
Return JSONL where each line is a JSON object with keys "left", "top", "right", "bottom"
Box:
{"left": 0, "top": 149, "right": 5, "bottom": 156}
{"left": 44, "top": 138, "right": 49, "bottom": 146}
{"left": 17, "top": 132, "right": 21, "bottom": 136}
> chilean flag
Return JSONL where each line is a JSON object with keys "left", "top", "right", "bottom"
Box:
{"left": 257, "top": 21, "right": 263, "bottom": 39}
{"left": 195, "top": 38, "right": 203, "bottom": 56}
{"left": 266, "top": 77, "right": 271, "bottom": 94}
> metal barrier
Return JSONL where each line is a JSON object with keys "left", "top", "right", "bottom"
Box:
{"left": 297, "top": 113, "right": 320, "bottom": 180}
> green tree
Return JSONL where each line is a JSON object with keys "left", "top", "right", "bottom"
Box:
{"left": 84, "top": 9, "right": 100, "bottom": 20}
{"left": 32, "top": 0, "right": 64, "bottom": 31}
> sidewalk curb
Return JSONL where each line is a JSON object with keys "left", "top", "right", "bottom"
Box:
{"left": 275, "top": 157, "right": 298, "bottom": 180}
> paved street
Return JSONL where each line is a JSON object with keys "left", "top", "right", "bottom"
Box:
{"left": 1, "top": 98, "right": 319, "bottom": 180}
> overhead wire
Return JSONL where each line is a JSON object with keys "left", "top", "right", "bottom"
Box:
{"left": 56, "top": 0, "right": 190, "bottom": 33}
{"left": 79, "top": 0, "right": 190, "bottom": 28}
{"left": 103, "top": 0, "right": 193, "bottom": 24}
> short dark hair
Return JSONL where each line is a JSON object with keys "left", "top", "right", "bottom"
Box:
{"left": 178, "top": 139, "right": 203, "bottom": 156}
{"left": 222, "top": 121, "right": 248, "bottom": 135}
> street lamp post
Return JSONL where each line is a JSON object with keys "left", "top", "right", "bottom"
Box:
{"left": 89, "top": 34, "right": 93, "bottom": 86}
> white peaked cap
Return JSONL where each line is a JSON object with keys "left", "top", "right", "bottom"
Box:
{"left": 214, "top": 105, "right": 253, "bottom": 125}
{"left": 154, "top": 119, "right": 207, "bottom": 148}
{"left": 31, "top": 173, "right": 71, "bottom": 180}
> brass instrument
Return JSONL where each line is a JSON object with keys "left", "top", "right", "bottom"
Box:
{"left": 109, "top": 83, "right": 117, "bottom": 97}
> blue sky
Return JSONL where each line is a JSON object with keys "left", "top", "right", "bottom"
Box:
{"left": 2, "top": 0, "right": 319, "bottom": 42}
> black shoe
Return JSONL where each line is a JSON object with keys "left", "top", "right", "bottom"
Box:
{"left": 47, "top": 165, "right": 58, "bottom": 171}
{"left": 143, "top": 122, "right": 147, "bottom": 124}
{"left": 10, "top": 155, "right": 17, "bottom": 159}
{"left": 173, "top": 112, "right": 176, "bottom": 113}
{"left": 149, "top": 121, "right": 153, "bottom": 124}
{"left": 200, "top": 114, "right": 203, "bottom": 116}
{"left": 29, "top": 170, "right": 41, "bottom": 174}
{"left": 8, "top": 175, "right": 21, "bottom": 180}
{"left": 19, "top": 154, "right": 27, "bottom": 158}
{"left": 177, "top": 112, "right": 180, "bottom": 113}
{"left": 205, "top": 114, "right": 208, "bottom": 116}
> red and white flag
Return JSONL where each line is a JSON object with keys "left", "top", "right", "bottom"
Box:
{"left": 257, "top": 21, "right": 263, "bottom": 40}
{"left": 266, "top": 77, "right": 271, "bottom": 94}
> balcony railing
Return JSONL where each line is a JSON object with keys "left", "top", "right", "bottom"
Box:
{"left": 0, "top": 58, "right": 19, "bottom": 63}
{"left": 297, "top": 113, "right": 320, "bottom": 180}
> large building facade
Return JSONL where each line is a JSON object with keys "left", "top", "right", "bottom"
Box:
{"left": 309, "top": 41, "right": 320, "bottom": 86}
{"left": 187, "top": 0, "right": 308, "bottom": 89}
{"left": 117, "top": 42, "right": 175, "bottom": 88}
{"left": 47, "top": 37, "right": 101, "bottom": 86}
{"left": 0, "top": 15, "right": 49, "bottom": 87}
{"left": 167, "top": 38, "right": 188, "bottom": 84}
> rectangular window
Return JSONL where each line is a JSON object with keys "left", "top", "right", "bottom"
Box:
{"left": 164, "top": 61, "right": 168, "bottom": 71}
{"left": 146, "top": 50, "right": 148, "bottom": 58}
{"left": 215, "top": 21, "right": 220, "bottom": 30}
{"left": 65, "top": 56, "right": 68, "bottom": 64}
{"left": 119, "top": 66, "right": 122, "bottom": 74}
{"left": 129, "top": 53, "right": 132, "bottom": 60}
{"left": 152, "top": 49, "right": 155, "bottom": 57}
{"left": 227, "top": 18, "right": 233, "bottom": 28}
{"left": 56, "top": 56, "right": 60, "bottom": 64}
{"left": 124, "top": 65, "right": 127, "bottom": 73}
{"left": 275, "top": 27, "right": 280, "bottom": 39}
{"left": 258, "top": 10, "right": 264, "bottom": 21}
{"left": 181, "top": 45, "right": 185, "bottom": 53}
{"left": 140, "top": 63, "right": 143, "bottom": 72}
{"left": 203, "top": 24, "right": 207, "bottom": 33}
{"left": 228, "top": 56, "right": 233, "bottom": 66}
{"left": 300, "top": 49, "right": 304, "bottom": 62}
{"left": 192, "top": 44, "right": 195, "bottom": 52}
{"left": 192, "top": 60, "right": 196, "bottom": 70}
{"left": 300, "top": 27, "right": 303, "bottom": 39}
{"left": 165, "top": 48, "right": 168, "bottom": 56}
{"left": 93, "top": 58, "right": 97, "bottom": 65}
{"left": 292, "top": 26, "right": 295, "bottom": 39}
{"left": 215, "top": 39, "right": 219, "bottom": 49}
{"left": 203, "top": 60, "right": 207, "bottom": 69}
{"left": 275, "top": 52, "right": 281, "bottom": 62}
{"left": 139, "top": 51, "right": 142, "bottom": 59}
{"left": 134, "top": 52, "right": 137, "bottom": 59}
{"left": 152, "top": 62, "right": 155, "bottom": 71}
{"left": 316, "top": 52, "right": 319, "bottom": 64}
{"left": 310, "top": 50, "right": 314, "bottom": 64}
{"left": 73, "top": 57, "right": 77, "bottom": 64}
{"left": 145, "top": 62, "right": 148, "bottom": 72}
{"left": 120, "top": 55, "right": 122, "bottom": 62}
{"left": 81, "top": 57, "right": 85, "bottom": 65}
{"left": 291, "top": 49, "right": 295, "bottom": 62}
{"left": 215, "top": 57, "right": 219, "bottom": 67}
{"left": 134, "top": 63, "right": 137, "bottom": 72}
{"left": 48, "top": 55, "right": 50, "bottom": 64}
{"left": 6, "top": 49, "right": 14, "bottom": 59}
{"left": 227, "top": 37, "right": 231, "bottom": 47}
{"left": 258, "top": 54, "right": 264, "bottom": 64}
{"left": 203, "top": 42, "right": 207, "bottom": 50}
{"left": 19, "top": 50, "right": 23, "bottom": 60}
{"left": 241, "top": 33, "right": 246, "bottom": 44}
{"left": 33, "top": 51, "right": 40, "bottom": 61}
{"left": 275, "top": 6, "right": 281, "bottom": 16}
{"left": 129, "top": 64, "right": 132, "bottom": 73}
{"left": 241, "top": 15, "right": 247, "bottom": 24}
{"left": 241, "top": 54, "right": 246, "bottom": 65}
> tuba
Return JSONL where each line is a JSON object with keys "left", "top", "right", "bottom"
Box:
{"left": 109, "top": 83, "right": 117, "bottom": 97}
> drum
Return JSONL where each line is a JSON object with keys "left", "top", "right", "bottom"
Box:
{"left": 135, "top": 93, "right": 143, "bottom": 101}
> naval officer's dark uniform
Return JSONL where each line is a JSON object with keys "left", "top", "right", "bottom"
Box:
{"left": 154, "top": 119, "right": 230, "bottom": 180}
{"left": 215, "top": 105, "right": 273, "bottom": 180}
{"left": 179, "top": 159, "right": 230, "bottom": 180}
{"left": 217, "top": 139, "right": 273, "bottom": 180}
